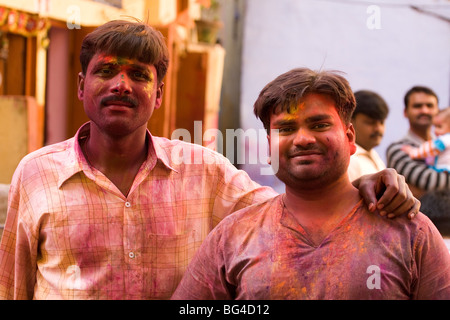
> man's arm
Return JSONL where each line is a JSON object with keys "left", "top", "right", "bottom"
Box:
{"left": 0, "top": 168, "right": 38, "bottom": 299}
{"left": 413, "top": 216, "right": 450, "bottom": 299}
{"left": 352, "top": 168, "right": 420, "bottom": 219}
{"left": 387, "top": 141, "right": 450, "bottom": 192}
{"left": 171, "top": 223, "right": 232, "bottom": 300}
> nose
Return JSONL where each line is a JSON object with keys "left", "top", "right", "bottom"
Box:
{"left": 292, "top": 127, "right": 316, "bottom": 147}
{"left": 418, "top": 104, "right": 433, "bottom": 114}
{"left": 374, "top": 121, "right": 384, "bottom": 133}
{"left": 111, "top": 73, "right": 132, "bottom": 95}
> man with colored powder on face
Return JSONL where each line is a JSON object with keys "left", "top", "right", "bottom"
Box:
{"left": 0, "top": 21, "right": 419, "bottom": 300}
{"left": 172, "top": 68, "right": 450, "bottom": 300}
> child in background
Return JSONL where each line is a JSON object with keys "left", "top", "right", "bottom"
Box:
{"left": 402, "top": 107, "right": 450, "bottom": 172}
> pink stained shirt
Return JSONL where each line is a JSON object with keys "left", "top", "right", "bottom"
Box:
{"left": 172, "top": 195, "right": 450, "bottom": 300}
{"left": 0, "top": 122, "right": 276, "bottom": 300}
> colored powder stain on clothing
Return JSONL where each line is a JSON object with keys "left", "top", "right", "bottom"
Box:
{"left": 172, "top": 195, "right": 450, "bottom": 299}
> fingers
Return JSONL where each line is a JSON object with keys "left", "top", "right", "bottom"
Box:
{"left": 375, "top": 168, "right": 401, "bottom": 213}
{"left": 386, "top": 198, "right": 421, "bottom": 219}
{"left": 377, "top": 172, "right": 405, "bottom": 215}
{"left": 357, "top": 168, "right": 421, "bottom": 219}
{"left": 358, "top": 180, "right": 378, "bottom": 213}
{"left": 378, "top": 173, "right": 420, "bottom": 219}
{"left": 407, "top": 199, "right": 421, "bottom": 220}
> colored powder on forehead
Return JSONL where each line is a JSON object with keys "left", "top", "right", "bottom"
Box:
{"left": 283, "top": 101, "right": 305, "bottom": 116}
{"left": 116, "top": 56, "right": 131, "bottom": 65}
{"left": 95, "top": 53, "right": 134, "bottom": 66}
{"left": 96, "top": 53, "right": 117, "bottom": 64}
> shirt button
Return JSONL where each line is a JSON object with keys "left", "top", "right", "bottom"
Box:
{"left": 129, "top": 251, "right": 135, "bottom": 259}
{"left": 125, "top": 201, "right": 131, "bottom": 208}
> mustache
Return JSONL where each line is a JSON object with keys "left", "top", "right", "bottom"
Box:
{"left": 370, "top": 132, "right": 383, "bottom": 139}
{"left": 417, "top": 114, "right": 432, "bottom": 120}
{"left": 288, "top": 146, "right": 323, "bottom": 157}
{"left": 100, "top": 95, "right": 138, "bottom": 108}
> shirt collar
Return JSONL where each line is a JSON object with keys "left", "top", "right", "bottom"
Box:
{"left": 58, "top": 122, "right": 177, "bottom": 188}
{"left": 354, "top": 143, "right": 369, "bottom": 155}
{"left": 354, "top": 143, "right": 379, "bottom": 158}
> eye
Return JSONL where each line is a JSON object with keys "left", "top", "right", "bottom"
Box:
{"left": 132, "top": 71, "right": 150, "bottom": 81}
{"left": 95, "top": 67, "right": 114, "bottom": 77}
{"left": 278, "top": 126, "right": 296, "bottom": 134}
{"left": 311, "top": 123, "right": 330, "bottom": 130}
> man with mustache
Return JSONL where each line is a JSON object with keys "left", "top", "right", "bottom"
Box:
{"left": 387, "top": 86, "right": 450, "bottom": 198}
{"left": 348, "top": 90, "right": 389, "bottom": 181}
{"left": 172, "top": 68, "right": 450, "bottom": 300}
{"left": 0, "top": 21, "right": 420, "bottom": 300}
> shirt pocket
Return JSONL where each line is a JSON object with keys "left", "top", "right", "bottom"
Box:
{"left": 145, "top": 230, "right": 196, "bottom": 299}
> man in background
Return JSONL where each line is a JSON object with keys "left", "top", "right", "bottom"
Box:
{"left": 387, "top": 86, "right": 450, "bottom": 198}
{"left": 348, "top": 90, "right": 388, "bottom": 181}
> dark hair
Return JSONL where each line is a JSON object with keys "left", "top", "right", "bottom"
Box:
{"left": 80, "top": 19, "right": 169, "bottom": 84}
{"left": 420, "top": 190, "right": 450, "bottom": 236}
{"left": 352, "top": 90, "right": 389, "bottom": 121}
{"left": 253, "top": 68, "right": 356, "bottom": 131}
{"left": 404, "top": 86, "right": 439, "bottom": 110}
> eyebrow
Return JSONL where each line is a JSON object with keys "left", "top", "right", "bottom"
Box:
{"left": 271, "top": 114, "right": 333, "bottom": 127}
{"left": 412, "top": 103, "right": 435, "bottom": 107}
{"left": 94, "top": 60, "right": 150, "bottom": 72}
{"left": 271, "top": 118, "right": 297, "bottom": 127}
{"left": 305, "top": 114, "right": 333, "bottom": 123}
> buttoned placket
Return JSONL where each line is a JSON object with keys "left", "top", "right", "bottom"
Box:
{"left": 122, "top": 192, "right": 146, "bottom": 297}
{"left": 123, "top": 197, "right": 139, "bottom": 263}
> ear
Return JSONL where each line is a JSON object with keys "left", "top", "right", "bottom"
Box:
{"left": 77, "top": 72, "right": 85, "bottom": 101}
{"left": 347, "top": 123, "right": 357, "bottom": 155}
{"left": 154, "top": 82, "right": 164, "bottom": 110}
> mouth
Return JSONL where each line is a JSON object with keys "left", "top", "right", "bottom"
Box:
{"left": 417, "top": 115, "right": 432, "bottom": 121}
{"left": 104, "top": 101, "right": 133, "bottom": 108}
{"left": 370, "top": 134, "right": 383, "bottom": 139}
{"left": 101, "top": 96, "right": 137, "bottom": 108}
{"left": 288, "top": 150, "right": 322, "bottom": 159}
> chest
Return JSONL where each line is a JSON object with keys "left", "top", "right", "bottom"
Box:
{"left": 232, "top": 227, "right": 414, "bottom": 300}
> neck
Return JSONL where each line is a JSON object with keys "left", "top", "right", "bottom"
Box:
{"left": 283, "top": 176, "right": 360, "bottom": 246}
{"left": 84, "top": 123, "right": 148, "bottom": 196}
{"left": 284, "top": 176, "right": 360, "bottom": 219}
{"left": 410, "top": 126, "right": 432, "bottom": 141}
{"left": 356, "top": 143, "right": 371, "bottom": 152}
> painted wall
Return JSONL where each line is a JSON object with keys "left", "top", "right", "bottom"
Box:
{"left": 239, "top": 0, "right": 450, "bottom": 192}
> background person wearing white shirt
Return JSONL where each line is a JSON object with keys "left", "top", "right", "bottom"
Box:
{"left": 348, "top": 90, "right": 389, "bottom": 181}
